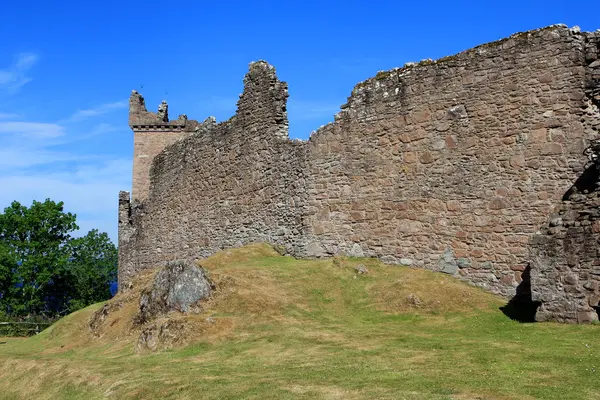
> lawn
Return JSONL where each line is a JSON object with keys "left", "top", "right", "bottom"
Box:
{"left": 0, "top": 244, "right": 598, "bottom": 399}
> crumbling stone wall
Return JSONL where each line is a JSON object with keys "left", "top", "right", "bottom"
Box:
{"left": 119, "top": 25, "right": 600, "bottom": 304}
{"left": 302, "top": 26, "right": 598, "bottom": 297}
{"left": 119, "top": 62, "right": 309, "bottom": 286}
{"left": 529, "top": 31, "right": 600, "bottom": 323}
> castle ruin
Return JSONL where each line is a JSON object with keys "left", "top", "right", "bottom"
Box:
{"left": 119, "top": 25, "right": 600, "bottom": 323}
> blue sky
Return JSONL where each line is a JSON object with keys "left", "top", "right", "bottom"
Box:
{"left": 0, "top": 0, "right": 597, "bottom": 243}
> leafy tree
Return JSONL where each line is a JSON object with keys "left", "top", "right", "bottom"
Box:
{"left": 0, "top": 241, "right": 18, "bottom": 312}
{"left": 65, "top": 229, "right": 117, "bottom": 312}
{"left": 0, "top": 200, "right": 77, "bottom": 317}
{"left": 0, "top": 199, "right": 117, "bottom": 320}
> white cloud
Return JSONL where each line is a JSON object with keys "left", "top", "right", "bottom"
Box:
{"left": 0, "top": 52, "right": 39, "bottom": 92}
{"left": 0, "top": 112, "right": 130, "bottom": 242}
{"left": 0, "top": 147, "right": 85, "bottom": 168}
{"left": 0, "top": 121, "right": 65, "bottom": 138}
{"left": 66, "top": 100, "right": 128, "bottom": 122}
{"left": 14, "top": 53, "right": 39, "bottom": 70}
{"left": 0, "top": 159, "right": 130, "bottom": 242}
{"left": 0, "top": 112, "right": 19, "bottom": 119}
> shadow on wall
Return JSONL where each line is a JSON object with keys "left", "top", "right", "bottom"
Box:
{"left": 502, "top": 155, "right": 600, "bottom": 323}
{"left": 500, "top": 265, "right": 540, "bottom": 323}
{"left": 561, "top": 161, "right": 600, "bottom": 201}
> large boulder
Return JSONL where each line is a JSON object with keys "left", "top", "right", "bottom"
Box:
{"left": 136, "top": 260, "right": 213, "bottom": 324}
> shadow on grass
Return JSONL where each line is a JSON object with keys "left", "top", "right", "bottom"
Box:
{"left": 500, "top": 265, "right": 540, "bottom": 323}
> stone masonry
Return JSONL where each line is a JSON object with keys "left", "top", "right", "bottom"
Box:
{"left": 119, "top": 25, "right": 600, "bottom": 321}
{"left": 529, "top": 31, "right": 600, "bottom": 323}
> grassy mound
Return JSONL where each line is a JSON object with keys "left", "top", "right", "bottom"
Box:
{"left": 0, "top": 244, "right": 598, "bottom": 399}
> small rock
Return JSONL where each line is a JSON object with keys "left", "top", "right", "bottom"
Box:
{"left": 448, "top": 105, "right": 468, "bottom": 119}
{"left": 549, "top": 215, "right": 563, "bottom": 227}
{"left": 399, "top": 258, "right": 414, "bottom": 266}
{"left": 438, "top": 248, "right": 458, "bottom": 275}
{"left": 305, "top": 242, "right": 328, "bottom": 257}
{"left": 348, "top": 243, "right": 364, "bottom": 257}
{"left": 355, "top": 264, "right": 369, "bottom": 275}
{"left": 380, "top": 255, "right": 398, "bottom": 264}
{"left": 407, "top": 294, "right": 422, "bottom": 306}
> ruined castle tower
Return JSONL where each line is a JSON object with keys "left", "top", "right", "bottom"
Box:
{"left": 128, "top": 92, "right": 213, "bottom": 201}
{"left": 119, "top": 26, "right": 600, "bottom": 323}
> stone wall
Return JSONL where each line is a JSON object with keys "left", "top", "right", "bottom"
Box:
{"left": 119, "top": 62, "right": 309, "bottom": 286}
{"left": 529, "top": 31, "right": 600, "bottom": 323}
{"left": 529, "top": 170, "right": 600, "bottom": 323}
{"left": 119, "top": 25, "right": 600, "bottom": 304}
{"left": 302, "top": 26, "right": 598, "bottom": 297}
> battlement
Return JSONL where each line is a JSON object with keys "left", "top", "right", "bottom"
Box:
{"left": 128, "top": 90, "right": 201, "bottom": 131}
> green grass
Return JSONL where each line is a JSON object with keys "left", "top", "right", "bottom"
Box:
{"left": 0, "top": 243, "right": 599, "bottom": 399}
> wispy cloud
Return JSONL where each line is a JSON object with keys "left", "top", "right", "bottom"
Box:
{"left": 0, "top": 121, "right": 65, "bottom": 138}
{"left": 0, "top": 121, "right": 121, "bottom": 169}
{"left": 0, "top": 52, "right": 39, "bottom": 92}
{"left": 0, "top": 147, "right": 85, "bottom": 168}
{"left": 66, "top": 100, "right": 128, "bottom": 122}
{"left": 0, "top": 112, "right": 19, "bottom": 119}
{"left": 0, "top": 159, "right": 130, "bottom": 241}
{"left": 0, "top": 109, "right": 129, "bottom": 241}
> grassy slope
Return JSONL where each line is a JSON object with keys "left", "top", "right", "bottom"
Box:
{"left": 0, "top": 243, "right": 599, "bottom": 400}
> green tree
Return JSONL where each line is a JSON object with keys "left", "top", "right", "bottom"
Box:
{"left": 0, "top": 199, "right": 117, "bottom": 319}
{"left": 0, "top": 200, "right": 77, "bottom": 317}
{"left": 66, "top": 229, "right": 117, "bottom": 312}
{"left": 0, "top": 241, "right": 19, "bottom": 312}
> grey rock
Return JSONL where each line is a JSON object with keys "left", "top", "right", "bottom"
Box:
{"left": 448, "top": 104, "right": 468, "bottom": 119}
{"left": 136, "top": 260, "right": 213, "bottom": 325}
{"left": 438, "top": 248, "right": 458, "bottom": 275}
{"left": 305, "top": 242, "right": 328, "bottom": 257}
{"left": 380, "top": 255, "right": 398, "bottom": 264}
{"left": 481, "top": 261, "right": 493, "bottom": 270}
{"left": 355, "top": 264, "right": 369, "bottom": 274}
{"left": 549, "top": 215, "right": 563, "bottom": 227}
{"left": 399, "top": 258, "right": 414, "bottom": 266}
{"left": 407, "top": 293, "right": 422, "bottom": 306}
{"left": 348, "top": 243, "right": 364, "bottom": 257}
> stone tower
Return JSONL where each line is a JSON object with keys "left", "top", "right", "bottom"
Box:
{"left": 128, "top": 91, "right": 207, "bottom": 201}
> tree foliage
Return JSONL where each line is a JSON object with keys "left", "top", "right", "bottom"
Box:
{"left": 0, "top": 199, "right": 117, "bottom": 319}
